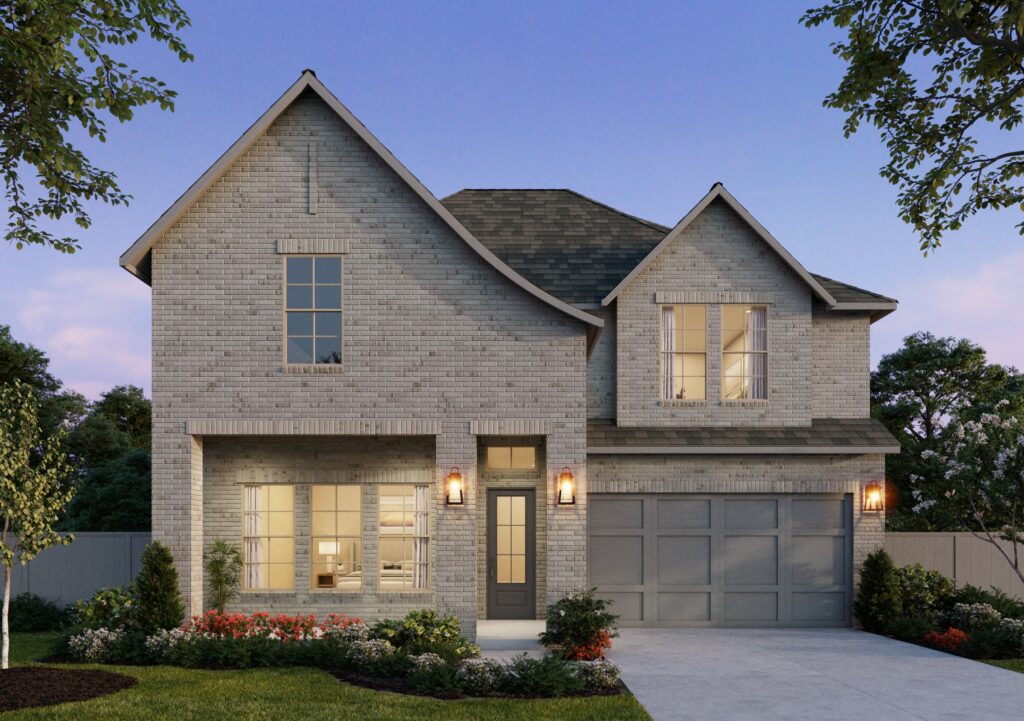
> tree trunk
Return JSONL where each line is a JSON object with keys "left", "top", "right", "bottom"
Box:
{"left": 2, "top": 562, "right": 10, "bottom": 670}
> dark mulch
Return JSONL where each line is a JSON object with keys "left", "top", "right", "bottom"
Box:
{"left": 328, "top": 669, "right": 626, "bottom": 700}
{"left": 0, "top": 666, "right": 138, "bottom": 712}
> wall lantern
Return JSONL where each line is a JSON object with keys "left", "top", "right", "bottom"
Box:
{"left": 445, "top": 467, "right": 465, "bottom": 506}
{"left": 863, "top": 481, "right": 884, "bottom": 512}
{"left": 557, "top": 467, "right": 576, "bottom": 505}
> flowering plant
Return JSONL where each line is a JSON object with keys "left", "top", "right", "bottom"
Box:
{"left": 177, "top": 610, "right": 361, "bottom": 642}
{"left": 67, "top": 627, "right": 124, "bottom": 662}
{"left": 540, "top": 589, "right": 619, "bottom": 660}
{"left": 923, "top": 627, "right": 969, "bottom": 653}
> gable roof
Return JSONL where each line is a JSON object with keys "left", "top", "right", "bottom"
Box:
{"left": 602, "top": 183, "right": 836, "bottom": 306}
{"left": 442, "top": 189, "right": 897, "bottom": 319}
{"left": 118, "top": 71, "right": 602, "bottom": 329}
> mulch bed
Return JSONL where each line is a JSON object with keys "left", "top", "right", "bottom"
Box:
{"left": 328, "top": 669, "right": 626, "bottom": 700}
{"left": 0, "top": 667, "right": 138, "bottom": 712}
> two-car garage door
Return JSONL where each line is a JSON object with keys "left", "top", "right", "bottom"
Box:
{"left": 588, "top": 494, "right": 852, "bottom": 627}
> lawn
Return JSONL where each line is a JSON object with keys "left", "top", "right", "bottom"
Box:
{"left": 5, "top": 633, "right": 652, "bottom": 721}
{"left": 983, "top": 659, "right": 1024, "bottom": 674}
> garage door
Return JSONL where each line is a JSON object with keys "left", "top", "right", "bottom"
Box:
{"left": 588, "top": 494, "right": 852, "bottom": 627}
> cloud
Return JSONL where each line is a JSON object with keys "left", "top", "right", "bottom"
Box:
{"left": 873, "top": 248, "right": 1024, "bottom": 370}
{"left": 12, "top": 267, "right": 151, "bottom": 399}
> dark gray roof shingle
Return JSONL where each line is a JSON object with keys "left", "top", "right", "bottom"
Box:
{"left": 442, "top": 189, "right": 895, "bottom": 308}
{"left": 587, "top": 418, "right": 900, "bottom": 453}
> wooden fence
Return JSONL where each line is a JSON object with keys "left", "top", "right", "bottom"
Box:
{"left": 885, "top": 532, "right": 1024, "bottom": 599}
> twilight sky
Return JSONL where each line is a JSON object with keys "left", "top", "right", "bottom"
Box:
{"left": 1, "top": 1, "right": 1022, "bottom": 399}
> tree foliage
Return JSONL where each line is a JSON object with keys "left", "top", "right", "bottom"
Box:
{"left": 871, "top": 331, "right": 1024, "bottom": 529}
{"left": 204, "top": 539, "right": 243, "bottom": 613}
{"left": 803, "top": 1, "right": 1024, "bottom": 250}
{"left": 0, "top": 324, "right": 86, "bottom": 436}
{"left": 0, "top": 379, "right": 75, "bottom": 669}
{"left": 134, "top": 540, "right": 184, "bottom": 633}
{"left": 0, "top": 0, "right": 192, "bottom": 253}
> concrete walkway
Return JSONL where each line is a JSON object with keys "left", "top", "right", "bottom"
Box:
{"left": 476, "top": 619, "right": 546, "bottom": 660}
{"left": 609, "top": 628, "right": 1024, "bottom": 721}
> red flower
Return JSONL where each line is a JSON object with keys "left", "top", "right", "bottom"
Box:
{"left": 923, "top": 627, "right": 969, "bottom": 653}
{"left": 563, "top": 630, "right": 613, "bottom": 660}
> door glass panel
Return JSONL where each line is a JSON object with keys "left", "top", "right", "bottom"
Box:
{"left": 495, "top": 494, "right": 527, "bottom": 585}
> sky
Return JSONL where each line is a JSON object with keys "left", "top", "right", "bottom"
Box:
{"left": 1, "top": 1, "right": 1023, "bottom": 399}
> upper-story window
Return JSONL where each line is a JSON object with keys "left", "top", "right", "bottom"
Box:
{"left": 660, "top": 304, "right": 706, "bottom": 400}
{"left": 722, "top": 304, "right": 767, "bottom": 400}
{"left": 285, "top": 256, "right": 342, "bottom": 364}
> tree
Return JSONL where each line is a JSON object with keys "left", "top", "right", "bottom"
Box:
{"left": 61, "top": 448, "right": 149, "bottom": 531}
{"left": 91, "top": 385, "right": 151, "bottom": 450}
{"left": 134, "top": 540, "right": 184, "bottom": 633}
{"left": 1, "top": 0, "right": 193, "bottom": 254}
{"left": 0, "top": 325, "right": 86, "bottom": 436}
{"left": 871, "top": 331, "right": 1024, "bottom": 529}
{"left": 803, "top": 1, "right": 1024, "bottom": 251}
{"left": 204, "top": 540, "right": 243, "bottom": 612}
{"left": 0, "top": 380, "right": 75, "bottom": 670}
{"left": 918, "top": 401, "right": 1024, "bottom": 584}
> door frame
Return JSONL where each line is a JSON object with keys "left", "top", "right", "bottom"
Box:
{"left": 485, "top": 488, "right": 537, "bottom": 619}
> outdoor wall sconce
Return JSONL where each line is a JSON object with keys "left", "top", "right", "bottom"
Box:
{"left": 445, "top": 467, "right": 465, "bottom": 506}
{"left": 863, "top": 481, "right": 884, "bottom": 512}
{"left": 557, "top": 467, "right": 576, "bottom": 505}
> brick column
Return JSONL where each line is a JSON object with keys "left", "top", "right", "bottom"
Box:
{"left": 545, "top": 420, "right": 588, "bottom": 608}
{"left": 434, "top": 424, "right": 478, "bottom": 639}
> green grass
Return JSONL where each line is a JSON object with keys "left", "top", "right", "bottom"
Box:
{"left": 983, "top": 659, "right": 1024, "bottom": 674}
{"left": 4, "top": 633, "right": 651, "bottom": 721}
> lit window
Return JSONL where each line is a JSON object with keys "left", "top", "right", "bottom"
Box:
{"left": 285, "top": 256, "right": 342, "bottom": 364}
{"left": 311, "top": 485, "right": 361, "bottom": 590}
{"left": 660, "top": 305, "right": 707, "bottom": 400}
{"left": 242, "top": 485, "right": 294, "bottom": 590}
{"left": 486, "top": 446, "right": 537, "bottom": 470}
{"left": 722, "top": 304, "right": 768, "bottom": 400}
{"left": 378, "top": 485, "right": 430, "bottom": 590}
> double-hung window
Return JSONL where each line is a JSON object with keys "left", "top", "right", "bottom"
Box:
{"left": 378, "top": 485, "right": 430, "bottom": 590}
{"left": 660, "top": 304, "right": 707, "bottom": 400}
{"left": 285, "top": 256, "right": 342, "bottom": 364}
{"left": 242, "top": 484, "right": 294, "bottom": 590}
{"left": 722, "top": 304, "right": 768, "bottom": 400}
{"left": 311, "top": 485, "right": 362, "bottom": 590}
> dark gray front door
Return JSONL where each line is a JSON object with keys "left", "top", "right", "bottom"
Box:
{"left": 486, "top": 489, "right": 536, "bottom": 619}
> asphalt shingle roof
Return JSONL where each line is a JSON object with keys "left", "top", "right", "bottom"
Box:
{"left": 442, "top": 189, "right": 895, "bottom": 308}
{"left": 587, "top": 418, "right": 900, "bottom": 452}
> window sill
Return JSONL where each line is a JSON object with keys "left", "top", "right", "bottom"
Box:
{"left": 659, "top": 399, "right": 708, "bottom": 407}
{"left": 281, "top": 364, "right": 345, "bottom": 374}
{"left": 719, "top": 399, "right": 769, "bottom": 407}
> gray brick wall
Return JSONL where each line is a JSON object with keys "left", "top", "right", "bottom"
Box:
{"left": 149, "top": 91, "right": 589, "bottom": 632}
{"left": 812, "top": 305, "right": 871, "bottom": 418}
{"left": 586, "top": 307, "right": 616, "bottom": 419}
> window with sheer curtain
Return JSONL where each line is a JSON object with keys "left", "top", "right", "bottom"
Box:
{"left": 660, "top": 304, "right": 707, "bottom": 400}
{"left": 242, "top": 484, "right": 294, "bottom": 590}
{"left": 378, "top": 485, "right": 430, "bottom": 590}
{"left": 721, "top": 304, "right": 768, "bottom": 400}
{"left": 311, "top": 485, "right": 362, "bottom": 590}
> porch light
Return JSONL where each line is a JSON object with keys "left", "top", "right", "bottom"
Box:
{"left": 863, "top": 481, "right": 884, "bottom": 512}
{"left": 557, "top": 467, "right": 576, "bottom": 505}
{"left": 446, "top": 467, "right": 465, "bottom": 506}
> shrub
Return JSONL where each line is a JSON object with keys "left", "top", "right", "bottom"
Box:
{"left": 8, "top": 593, "right": 67, "bottom": 632}
{"left": 456, "top": 658, "right": 505, "bottom": 695}
{"left": 135, "top": 541, "right": 185, "bottom": 633}
{"left": 959, "top": 622, "right": 1024, "bottom": 660}
{"left": 883, "top": 615, "right": 936, "bottom": 643}
{"left": 540, "top": 589, "right": 619, "bottom": 659}
{"left": 499, "top": 654, "right": 587, "bottom": 696}
{"left": 572, "top": 658, "right": 621, "bottom": 690}
{"left": 67, "top": 628, "right": 124, "bottom": 662}
{"left": 923, "top": 627, "right": 969, "bottom": 653}
{"left": 204, "top": 540, "right": 243, "bottom": 612}
{"left": 369, "top": 609, "right": 478, "bottom": 661}
{"left": 854, "top": 549, "right": 901, "bottom": 632}
{"left": 70, "top": 586, "right": 137, "bottom": 630}
{"left": 408, "top": 655, "right": 462, "bottom": 698}
{"left": 894, "top": 564, "right": 954, "bottom": 621}
{"left": 944, "top": 603, "right": 1003, "bottom": 632}
{"left": 949, "top": 585, "right": 1024, "bottom": 619}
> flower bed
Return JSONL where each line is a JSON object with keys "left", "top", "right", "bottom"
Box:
{"left": 62, "top": 608, "right": 623, "bottom": 699}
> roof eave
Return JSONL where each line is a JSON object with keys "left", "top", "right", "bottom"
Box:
{"left": 586, "top": 444, "right": 901, "bottom": 455}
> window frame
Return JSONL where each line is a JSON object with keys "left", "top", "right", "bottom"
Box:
{"left": 484, "top": 445, "right": 538, "bottom": 470}
{"left": 658, "top": 304, "right": 708, "bottom": 401}
{"left": 241, "top": 484, "right": 295, "bottom": 592}
{"left": 282, "top": 255, "right": 344, "bottom": 366}
{"left": 377, "top": 484, "right": 431, "bottom": 592}
{"left": 310, "top": 484, "right": 362, "bottom": 592}
{"left": 720, "top": 303, "right": 769, "bottom": 401}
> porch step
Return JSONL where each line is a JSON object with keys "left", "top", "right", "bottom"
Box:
{"left": 476, "top": 619, "right": 546, "bottom": 652}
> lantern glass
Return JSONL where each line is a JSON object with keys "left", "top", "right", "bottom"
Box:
{"left": 557, "top": 467, "right": 575, "bottom": 505}
{"left": 446, "top": 467, "right": 464, "bottom": 506}
{"left": 863, "top": 482, "right": 884, "bottom": 512}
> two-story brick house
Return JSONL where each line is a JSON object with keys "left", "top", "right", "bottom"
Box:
{"left": 120, "top": 71, "right": 898, "bottom": 637}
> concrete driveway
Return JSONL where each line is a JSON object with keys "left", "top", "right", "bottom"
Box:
{"left": 609, "top": 628, "right": 1024, "bottom": 721}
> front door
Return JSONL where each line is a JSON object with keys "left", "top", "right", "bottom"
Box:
{"left": 486, "top": 489, "right": 536, "bottom": 619}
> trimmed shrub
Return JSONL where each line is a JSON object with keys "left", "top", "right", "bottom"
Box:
{"left": 923, "top": 627, "right": 969, "bottom": 654}
{"left": 540, "top": 589, "right": 619, "bottom": 660}
{"left": 70, "top": 586, "right": 136, "bottom": 630}
{"left": 883, "top": 616, "right": 936, "bottom": 643}
{"left": 499, "top": 654, "right": 587, "bottom": 696}
{"left": 948, "top": 585, "right": 1024, "bottom": 620}
{"left": 135, "top": 541, "right": 185, "bottom": 633}
{"left": 854, "top": 549, "right": 901, "bottom": 632}
{"left": 204, "top": 540, "right": 243, "bottom": 612}
{"left": 894, "top": 564, "right": 954, "bottom": 622}
{"left": 8, "top": 593, "right": 67, "bottom": 632}
{"left": 67, "top": 628, "right": 124, "bottom": 662}
{"left": 369, "top": 609, "right": 478, "bottom": 661}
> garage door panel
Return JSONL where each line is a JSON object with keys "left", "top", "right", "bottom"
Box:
{"left": 657, "top": 499, "right": 711, "bottom": 529}
{"left": 724, "top": 499, "right": 778, "bottom": 529}
{"left": 604, "top": 592, "right": 644, "bottom": 622}
{"left": 658, "top": 535, "right": 711, "bottom": 585}
{"left": 590, "top": 498, "right": 644, "bottom": 529}
{"left": 724, "top": 536, "right": 778, "bottom": 585}
{"left": 724, "top": 592, "right": 778, "bottom": 622}
{"left": 590, "top": 535, "right": 643, "bottom": 585}
{"left": 792, "top": 499, "right": 846, "bottom": 529}
{"left": 658, "top": 592, "right": 711, "bottom": 622}
{"left": 790, "top": 535, "right": 845, "bottom": 587}
{"left": 792, "top": 592, "right": 845, "bottom": 623}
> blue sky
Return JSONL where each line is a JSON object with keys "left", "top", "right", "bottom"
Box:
{"left": 2, "top": 0, "right": 1022, "bottom": 398}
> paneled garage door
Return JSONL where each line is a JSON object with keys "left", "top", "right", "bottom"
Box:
{"left": 588, "top": 494, "right": 852, "bottom": 626}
